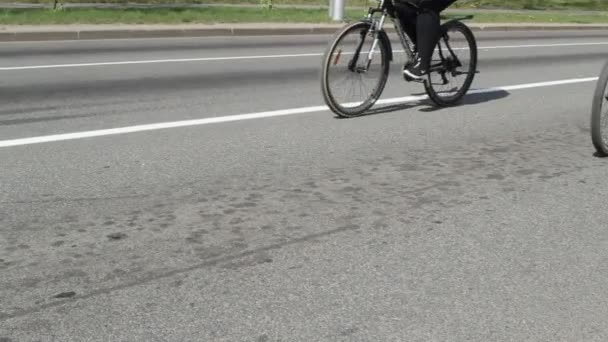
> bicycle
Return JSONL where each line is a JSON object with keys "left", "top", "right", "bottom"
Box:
{"left": 591, "top": 60, "right": 608, "bottom": 157}
{"left": 321, "top": 0, "right": 478, "bottom": 118}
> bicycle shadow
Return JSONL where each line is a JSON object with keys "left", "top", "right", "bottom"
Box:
{"left": 365, "top": 101, "right": 425, "bottom": 116}
{"left": 334, "top": 89, "right": 510, "bottom": 118}
{"left": 333, "top": 101, "right": 423, "bottom": 119}
{"left": 418, "top": 89, "right": 511, "bottom": 112}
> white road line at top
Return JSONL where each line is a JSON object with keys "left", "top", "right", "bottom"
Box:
{"left": 0, "top": 53, "right": 323, "bottom": 71}
{"left": 1, "top": 41, "right": 607, "bottom": 71}
{"left": 479, "top": 42, "right": 608, "bottom": 50}
{"left": 0, "top": 76, "right": 598, "bottom": 148}
{"left": 398, "top": 41, "right": 608, "bottom": 53}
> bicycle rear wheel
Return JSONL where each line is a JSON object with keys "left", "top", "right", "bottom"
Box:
{"left": 425, "top": 20, "right": 477, "bottom": 107}
{"left": 590, "top": 61, "right": 608, "bottom": 156}
{"left": 321, "top": 21, "right": 390, "bottom": 118}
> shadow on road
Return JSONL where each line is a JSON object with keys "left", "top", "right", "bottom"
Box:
{"left": 335, "top": 89, "right": 510, "bottom": 119}
{"left": 419, "top": 89, "right": 511, "bottom": 112}
{"left": 365, "top": 102, "right": 424, "bottom": 116}
{"left": 332, "top": 102, "right": 423, "bottom": 119}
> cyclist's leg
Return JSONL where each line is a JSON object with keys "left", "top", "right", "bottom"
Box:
{"left": 415, "top": 8, "right": 440, "bottom": 72}
{"left": 409, "top": 0, "right": 456, "bottom": 73}
{"left": 393, "top": 0, "right": 418, "bottom": 44}
{"left": 400, "top": 0, "right": 439, "bottom": 79}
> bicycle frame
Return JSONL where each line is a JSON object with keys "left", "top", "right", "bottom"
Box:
{"left": 322, "top": 3, "right": 477, "bottom": 116}
{"left": 351, "top": 0, "right": 416, "bottom": 72}
{"left": 351, "top": 0, "right": 463, "bottom": 79}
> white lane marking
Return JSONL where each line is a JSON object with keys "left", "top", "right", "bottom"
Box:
{"left": 1, "top": 42, "right": 607, "bottom": 71}
{"left": 479, "top": 42, "right": 608, "bottom": 50}
{"left": 0, "top": 53, "right": 323, "bottom": 71}
{"left": 396, "top": 41, "right": 608, "bottom": 53}
{"left": 0, "top": 76, "right": 598, "bottom": 148}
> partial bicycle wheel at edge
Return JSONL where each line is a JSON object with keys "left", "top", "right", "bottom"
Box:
{"left": 321, "top": 21, "right": 390, "bottom": 118}
{"left": 590, "top": 60, "right": 608, "bottom": 157}
{"left": 425, "top": 20, "right": 477, "bottom": 107}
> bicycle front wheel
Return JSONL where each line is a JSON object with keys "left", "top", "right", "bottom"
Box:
{"left": 591, "top": 61, "right": 608, "bottom": 156}
{"left": 425, "top": 20, "right": 478, "bottom": 107}
{"left": 321, "top": 21, "right": 390, "bottom": 118}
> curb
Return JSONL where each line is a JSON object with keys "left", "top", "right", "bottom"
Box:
{"left": 1, "top": 24, "right": 607, "bottom": 42}
{"left": 0, "top": 26, "right": 340, "bottom": 41}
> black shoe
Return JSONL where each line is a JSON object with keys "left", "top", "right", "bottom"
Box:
{"left": 403, "top": 61, "right": 427, "bottom": 80}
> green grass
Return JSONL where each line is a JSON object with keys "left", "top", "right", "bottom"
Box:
{"left": 1, "top": 0, "right": 607, "bottom": 11}
{"left": 452, "top": 0, "right": 608, "bottom": 11}
{"left": 446, "top": 11, "right": 608, "bottom": 23}
{"left": 1, "top": 0, "right": 359, "bottom": 4}
{"left": 0, "top": 7, "right": 366, "bottom": 24}
{"left": 0, "top": 7, "right": 607, "bottom": 25}
{"left": 0, "top": 0, "right": 376, "bottom": 5}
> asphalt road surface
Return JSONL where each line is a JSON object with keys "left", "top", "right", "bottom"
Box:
{"left": 2, "top": 30, "right": 608, "bottom": 341}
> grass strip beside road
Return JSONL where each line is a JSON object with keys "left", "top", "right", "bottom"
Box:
{"left": 1, "top": 7, "right": 607, "bottom": 25}
{"left": 453, "top": 11, "right": 608, "bottom": 24}
{"left": 0, "top": 7, "right": 365, "bottom": 24}
{"left": 1, "top": 0, "right": 608, "bottom": 11}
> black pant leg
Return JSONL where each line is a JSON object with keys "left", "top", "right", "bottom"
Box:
{"left": 415, "top": 9, "right": 440, "bottom": 70}
{"left": 393, "top": 0, "right": 418, "bottom": 43}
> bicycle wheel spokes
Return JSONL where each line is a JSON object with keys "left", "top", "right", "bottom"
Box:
{"left": 424, "top": 20, "right": 477, "bottom": 107}
{"left": 429, "top": 29, "right": 471, "bottom": 99}
{"left": 326, "top": 28, "right": 385, "bottom": 109}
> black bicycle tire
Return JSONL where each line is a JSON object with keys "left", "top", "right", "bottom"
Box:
{"left": 425, "top": 20, "right": 478, "bottom": 107}
{"left": 590, "top": 60, "right": 608, "bottom": 156}
{"left": 321, "top": 21, "right": 390, "bottom": 118}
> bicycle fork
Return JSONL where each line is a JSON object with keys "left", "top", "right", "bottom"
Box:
{"left": 364, "top": 13, "right": 387, "bottom": 71}
{"left": 348, "top": 10, "right": 387, "bottom": 73}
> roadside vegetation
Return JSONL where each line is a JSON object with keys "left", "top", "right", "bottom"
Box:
{"left": 0, "top": 0, "right": 606, "bottom": 25}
